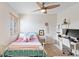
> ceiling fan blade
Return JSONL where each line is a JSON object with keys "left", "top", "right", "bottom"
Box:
{"left": 42, "top": 2, "right": 45, "bottom": 6}
{"left": 46, "top": 4, "right": 60, "bottom": 9}
{"left": 36, "top": 2, "right": 46, "bottom": 8}
{"left": 42, "top": 2, "right": 46, "bottom": 8}
{"left": 33, "top": 9, "right": 42, "bottom": 12}
{"left": 36, "top": 2, "right": 42, "bottom": 8}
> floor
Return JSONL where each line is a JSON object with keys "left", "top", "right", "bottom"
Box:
{"left": 44, "top": 43, "right": 64, "bottom": 57}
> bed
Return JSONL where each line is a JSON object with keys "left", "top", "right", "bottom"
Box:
{"left": 3, "top": 32, "right": 47, "bottom": 57}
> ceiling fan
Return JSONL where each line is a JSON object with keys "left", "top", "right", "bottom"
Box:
{"left": 34, "top": 2, "right": 60, "bottom": 14}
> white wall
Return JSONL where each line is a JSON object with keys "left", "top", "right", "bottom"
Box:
{"left": 57, "top": 3, "right": 79, "bottom": 50}
{"left": 20, "top": 14, "right": 57, "bottom": 41}
{"left": 0, "top": 3, "right": 19, "bottom": 54}
{"left": 57, "top": 3, "right": 79, "bottom": 29}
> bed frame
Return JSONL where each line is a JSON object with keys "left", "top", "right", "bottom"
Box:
{"left": 2, "top": 44, "right": 47, "bottom": 57}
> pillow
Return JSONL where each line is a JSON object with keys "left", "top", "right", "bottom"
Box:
{"left": 27, "top": 32, "right": 38, "bottom": 41}
{"left": 17, "top": 32, "right": 26, "bottom": 42}
{"left": 31, "top": 32, "right": 39, "bottom": 39}
{"left": 19, "top": 32, "right": 26, "bottom": 38}
{"left": 26, "top": 34, "right": 31, "bottom": 42}
{"left": 30, "top": 35, "right": 38, "bottom": 40}
{"left": 25, "top": 32, "right": 37, "bottom": 42}
{"left": 17, "top": 32, "right": 38, "bottom": 42}
{"left": 26, "top": 32, "right": 37, "bottom": 36}
{"left": 16, "top": 38, "right": 23, "bottom": 42}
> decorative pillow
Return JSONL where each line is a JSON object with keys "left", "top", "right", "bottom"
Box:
{"left": 17, "top": 32, "right": 38, "bottom": 42}
{"left": 28, "top": 33, "right": 38, "bottom": 41}
{"left": 26, "top": 34, "right": 31, "bottom": 42}
{"left": 19, "top": 32, "right": 26, "bottom": 38}
{"left": 17, "top": 32, "right": 26, "bottom": 42}
{"left": 25, "top": 32, "right": 37, "bottom": 42}
{"left": 16, "top": 38, "right": 23, "bottom": 42}
{"left": 30, "top": 35, "right": 38, "bottom": 40}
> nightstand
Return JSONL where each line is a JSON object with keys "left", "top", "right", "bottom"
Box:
{"left": 39, "top": 36, "right": 45, "bottom": 45}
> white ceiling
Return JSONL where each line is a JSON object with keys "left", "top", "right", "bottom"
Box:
{"left": 8, "top": 2, "right": 78, "bottom": 14}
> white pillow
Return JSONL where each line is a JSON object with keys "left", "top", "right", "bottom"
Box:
{"left": 19, "top": 33, "right": 26, "bottom": 40}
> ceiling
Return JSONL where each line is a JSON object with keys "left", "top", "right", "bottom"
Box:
{"left": 8, "top": 2, "right": 78, "bottom": 14}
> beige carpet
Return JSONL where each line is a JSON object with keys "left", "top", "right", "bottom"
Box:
{"left": 44, "top": 43, "right": 64, "bottom": 57}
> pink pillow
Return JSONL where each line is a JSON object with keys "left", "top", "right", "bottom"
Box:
{"left": 16, "top": 38, "right": 26, "bottom": 42}
{"left": 16, "top": 38, "right": 23, "bottom": 42}
{"left": 29, "top": 35, "right": 38, "bottom": 42}
{"left": 16, "top": 37, "right": 31, "bottom": 42}
{"left": 26, "top": 38, "right": 31, "bottom": 42}
{"left": 25, "top": 35, "right": 31, "bottom": 42}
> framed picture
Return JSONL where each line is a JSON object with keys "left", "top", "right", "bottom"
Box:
{"left": 39, "top": 30, "right": 44, "bottom": 36}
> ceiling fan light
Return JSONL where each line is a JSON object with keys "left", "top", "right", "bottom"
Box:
{"left": 41, "top": 9, "right": 46, "bottom": 13}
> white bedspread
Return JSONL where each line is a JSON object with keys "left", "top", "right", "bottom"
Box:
{"left": 8, "top": 39, "right": 44, "bottom": 50}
